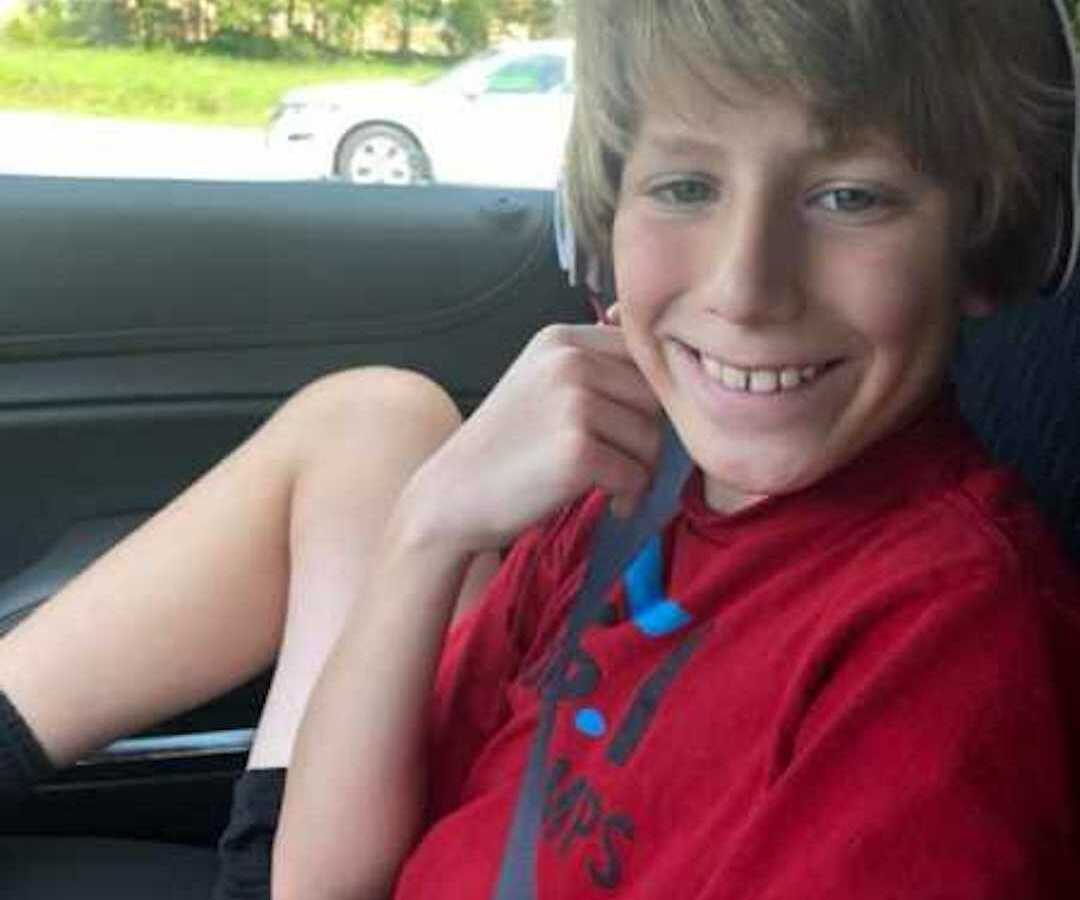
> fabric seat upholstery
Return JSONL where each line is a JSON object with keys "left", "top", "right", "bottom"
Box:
{"left": 0, "top": 836, "right": 218, "bottom": 898}
{"left": 952, "top": 280, "right": 1080, "bottom": 564}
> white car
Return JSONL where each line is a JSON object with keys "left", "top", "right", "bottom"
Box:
{"left": 266, "top": 39, "right": 574, "bottom": 189}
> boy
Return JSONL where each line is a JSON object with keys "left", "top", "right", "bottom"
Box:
{"left": 0, "top": 1, "right": 1078, "bottom": 898}
{"left": 271, "top": 1, "right": 1080, "bottom": 898}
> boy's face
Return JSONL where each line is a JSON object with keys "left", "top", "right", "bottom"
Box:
{"left": 612, "top": 74, "right": 985, "bottom": 513}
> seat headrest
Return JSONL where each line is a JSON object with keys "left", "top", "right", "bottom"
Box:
{"left": 953, "top": 284, "right": 1080, "bottom": 564}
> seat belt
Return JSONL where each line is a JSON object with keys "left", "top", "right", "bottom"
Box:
{"left": 491, "top": 417, "right": 693, "bottom": 900}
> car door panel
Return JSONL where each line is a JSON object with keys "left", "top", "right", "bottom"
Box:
{"left": 0, "top": 174, "right": 588, "bottom": 844}
{"left": 0, "top": 512, "right": 148, "bottom": 634}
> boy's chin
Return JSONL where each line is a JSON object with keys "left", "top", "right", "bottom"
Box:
{"left": 695, "top": 443, "right": 847, "bottom": 514}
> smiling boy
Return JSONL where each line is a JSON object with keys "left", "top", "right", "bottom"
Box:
{"left": 0, "top": 2, "right": 1076, "bottom": 898}
{"left": 267, "top": 1, "right": 1080, "bottom": 898}
{"left": 612, "top": 83, "right": 970, "bottom": 512}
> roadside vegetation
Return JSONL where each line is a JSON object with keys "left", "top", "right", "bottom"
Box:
{"left": 0, "top": 0, "right": 569, "bottom": 125}
{"left": 0, "top": 42, "right": 445, "bottom": 125}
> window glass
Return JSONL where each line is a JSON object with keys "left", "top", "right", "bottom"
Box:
{"left": 0, "top": 1, "right": 575, "bottom": 189}
{"left": 485, "top": 55, "right": 566, "bottom": 94}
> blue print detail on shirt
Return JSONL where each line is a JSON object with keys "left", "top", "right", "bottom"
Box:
{"left": 551, "top": 531, "right": 707, "bottom": 887}
{"left": 575, "top": 708, "right": 607, "bottom": 738}
{"left": 571, "top": 535, "right": 693, "bottom": 739}
{"left": 624, "top": 535, "right": 693, "bottom": 638}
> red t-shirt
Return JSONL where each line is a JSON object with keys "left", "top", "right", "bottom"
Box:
{"left": 393, "top": 401, "right": 1080, "bottom": 898}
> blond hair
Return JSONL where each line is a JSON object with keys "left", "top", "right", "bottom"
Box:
{"left": 564, "top": 0, "right": 1075, "bottom": 303}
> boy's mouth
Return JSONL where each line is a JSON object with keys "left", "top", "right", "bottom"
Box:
{"left": 691, "top": 348, "right": 842, "bottom": 395}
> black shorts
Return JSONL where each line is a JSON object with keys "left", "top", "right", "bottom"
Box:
{"left": 0, "top": 692, "right": 54, "bottom": 804}
{"left": 212, "top": 768, "right": 285, "bottom": 900}
{"left": 0, "top": 692, "right": 283, "bottom": 900}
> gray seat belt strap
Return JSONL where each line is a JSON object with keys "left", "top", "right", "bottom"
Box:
{"left": 491, "top": 417, "right": 693, "bottom": 900}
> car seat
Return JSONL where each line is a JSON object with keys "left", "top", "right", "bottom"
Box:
{"left": 0, "top": 836, "right": 218, "bottom": 898}
{"left": 952, "top": 275, "right": 1080, "bottom": 565}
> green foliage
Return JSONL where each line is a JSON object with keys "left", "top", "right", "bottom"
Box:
{"left": 212, "top": 0, "right": 277, "bottom": 37}
{"left": 441, "top": 0, "right": 491, "bottom": 54}
{"left": 201, "top": 27, "right": 339, "bottom": 60}
{"left": 128, "top": 0, "right": 185, "bottom": 47}
{"left": 3, "top": 0, "right": 567, "bottom": 57}
{"left": 494, "top": 0, "right": 558, "bottom": 37}
{"left": 3, "top": 2, "right": 71, "bottom": 46}
{"left": 3, "top": 0, "right": 131, "bottom": 47}
{"left": 200, "top": 27, "right": 283, "bottom": 58}
{"left": 0, "top": 41, "right": 447, "bottom": 124}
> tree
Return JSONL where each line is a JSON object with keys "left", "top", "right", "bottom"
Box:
{"left": 318, "top": 0, "right": 384, "bottom": 53}
{"left": 390, "top": 0, "right": 429, "bottom": 55}
{"left": 441, "top": 0, "right": 491, "bottom": 53}
{"left": 214, "top": 0, "right": 278, "bottom": 38}
{"left": 490, "top": 0, "right": 558, "bottom": 38}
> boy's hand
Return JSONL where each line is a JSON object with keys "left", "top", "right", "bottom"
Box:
{"left": 402, "top": 323, "right": 663, "bottom": 553}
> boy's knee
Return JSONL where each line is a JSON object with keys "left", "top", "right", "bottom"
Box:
{"left": 280, "top": 366, "right": 463, "bottom": 453}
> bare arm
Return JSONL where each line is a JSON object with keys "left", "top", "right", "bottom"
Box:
{"left": 273, "top": 493, "right": 474, "bottom": 900}
{"left": 271, "top": 325, "right": 663, "bottom": 900}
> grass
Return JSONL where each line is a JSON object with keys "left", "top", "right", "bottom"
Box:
{"left": 0, "top": 42, "right": 448, "bottom": 125}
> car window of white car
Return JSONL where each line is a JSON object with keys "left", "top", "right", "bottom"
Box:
{"left": 483, "top": 55, "right": 567, "bottom": 94}
{"left": 0, "top": 6, "right": 574, "bottom": 190}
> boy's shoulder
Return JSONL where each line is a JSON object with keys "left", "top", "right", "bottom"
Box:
{"left": 813, "top": 410, "right": 1080, "bottom": 630}
{"left": 871, "top": 427, "right": 1074, "bottom": 595}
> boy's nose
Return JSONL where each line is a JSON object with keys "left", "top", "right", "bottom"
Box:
{"left": 698, "top": 195, "right": 804, "bottom": 324}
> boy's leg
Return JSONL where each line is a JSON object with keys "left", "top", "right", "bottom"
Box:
{"left": 0, "top": 367, "right": 497, "bottom": 779}
{"left": 245, "top": 367, "right": 498, "bottom": 770}
{"left": 211, "top": 367, "right": 496, "bottom": 900}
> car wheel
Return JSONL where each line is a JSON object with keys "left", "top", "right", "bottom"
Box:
{"left": 335, "top": 124, "right": 432, "bottom": 186}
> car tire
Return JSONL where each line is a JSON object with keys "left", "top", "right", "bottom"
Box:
{"left": 334, "top": 124, "right": 432, "bottom": 186}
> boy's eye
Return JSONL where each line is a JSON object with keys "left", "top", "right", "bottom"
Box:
{"left": 649, "top": 178, "right": 715, "bottom": 207}
{"left": 814, "top": 187, "right": 882, "bottom": 215}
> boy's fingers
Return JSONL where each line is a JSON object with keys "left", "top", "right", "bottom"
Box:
{"left": 534, "top": 322, "right": 633, "bottom": 360}
{"left": 538, "top": 329, "right": 661, "bottom": 416}
{"left": 582, "top": 393, "right": 664, "bottom": 472}
{"left": 590, "top": 355, "right": 661, "bottom": 415}
{"left": 576, "top": 438, "right": 654, "bottom": 518}
{"left": 551, "top": 391, "right": 663, "bottom": 506}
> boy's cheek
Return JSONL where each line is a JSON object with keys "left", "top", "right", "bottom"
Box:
{"left": 841, "top": 294, "right": 923, "bottom": 345}
{"left": 833, "top": 256, "right": 957, "bottom": 344}
{"left": 613, "top": 260, "right": 685, "bottom": 336}
{"left": 612, "top": 212, "right": 683, "bottom": 300}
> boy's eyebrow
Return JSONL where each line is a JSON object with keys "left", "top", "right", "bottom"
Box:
{"left": 634, "top": 123, "right": 907, "bottom": 169}
{"left": 635, "top": 122, "right": 834, "bottom": 160}
{"left": 635, "top": 128, "right": 730, "bottom": 159}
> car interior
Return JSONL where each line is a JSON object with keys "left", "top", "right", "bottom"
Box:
{"left": 0, "top": 173, "right": 1076, "bottom": 896}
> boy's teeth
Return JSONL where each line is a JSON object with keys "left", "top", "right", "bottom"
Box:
{"left": 749, "top": 370, "right": 778, "bottom": 394}
{"left": 698, "top": 354, "right": 824, "bottom": 393}
{"left": 722, "top": 365, "right": 748, "bottom": 391}
{"left": 699, "top": 354, "right": 724, "bottom": 381}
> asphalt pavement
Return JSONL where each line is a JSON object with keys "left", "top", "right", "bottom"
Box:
{"left": 0, "top": 110, "right": 296, "bottom": 181}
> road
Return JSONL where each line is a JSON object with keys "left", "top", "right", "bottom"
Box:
{"left": 0, "top": 110, "right": 296, "bottom": 181}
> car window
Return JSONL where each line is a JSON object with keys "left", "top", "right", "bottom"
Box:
{"left": 0, "top": 3, "right": 575, "bottom": 189}
{"left": 484, "top": 55, "right": 567, "bottom": 94}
